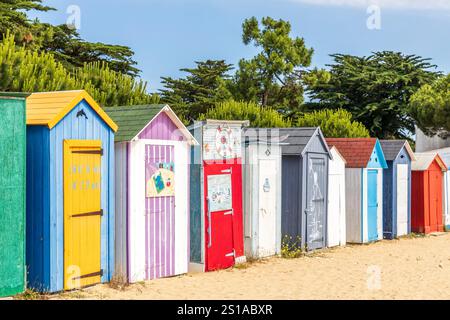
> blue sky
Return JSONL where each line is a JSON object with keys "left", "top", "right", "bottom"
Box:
{"left": 29, "top": 0, "right": 450, "bottom": 92}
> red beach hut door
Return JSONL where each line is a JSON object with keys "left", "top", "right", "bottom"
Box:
{"left": 428, "top": 165, "right": 443, "bottom": 233}
{"left": 204, "top": 164, "right": 236, "bottom": 271}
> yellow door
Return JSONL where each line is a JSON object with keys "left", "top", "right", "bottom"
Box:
{"left": 64, "top": 140, "right": 102, "bottom": 290}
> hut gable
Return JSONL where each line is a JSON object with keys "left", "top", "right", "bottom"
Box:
{"left": 380, "top": 140, "right": 416, "bottom": 162}
{"left": 412, "top": 153, "right": 447, "bottom": 171}
{"left": 278, "top": 127, "right": 331, "bottom": 157}
{"left": 423, "top": 148, "right": 450, "bottom": 169}
{"left": 326, "top": 138, "right": 387, "bottom": 169}
{"left": 26, "top": 90, "right": 117, "bottom": 131}
{"left": 104, "top": 104, "right": 196, "bottom": 144}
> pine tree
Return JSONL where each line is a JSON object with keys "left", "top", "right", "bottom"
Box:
{"left": 0, "top": 33, "right": 158, "bottom": 106}
{"left": 160, "top": 60, "right": 233, "bottom": 122}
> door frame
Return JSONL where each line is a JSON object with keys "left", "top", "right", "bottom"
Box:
{"left": 366, "top": 169, "right": 378, "bottom": 242}
{"left": 63, "top": 139, "right": 103, "bottom": 290}
{"left": 396, "top": 164, "right": 409, "bottom": 237}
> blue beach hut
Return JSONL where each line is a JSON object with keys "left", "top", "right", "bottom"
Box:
{"left": 326, "top": 138, "right": 387, "bottom": 244}
{"left": 380, "top": 140, "right": 416, "bottom": 239}
{"left": 25, "top": 90, "right": 118, "bottom": 293}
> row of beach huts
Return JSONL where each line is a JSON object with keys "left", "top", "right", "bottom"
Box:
{"left": 0, "top": 90, "right": 449, "bottom": 297}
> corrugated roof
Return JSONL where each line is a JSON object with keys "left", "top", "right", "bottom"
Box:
{"left": 103, "top": 104, "right": 198, "bottom": 144}
{"left": 277, "top": 127, "right": 330, "bottom": 156}
{"left": 412, "top": 152, "right": 447, "bottom": 171}
{"left": 325, "top": 138, "right": 377, "bottom": 168}
{"left": 380, "top": 140, "right": 416, "bottom": 161}
{"left": 26, "top": 90, "right": 118, "bottom": 131}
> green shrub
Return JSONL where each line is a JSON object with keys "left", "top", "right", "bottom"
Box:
{"left": 281, "top": 235, "right": 304, "bottom": 259}
{"left": 199, "top": 100, "right": 291, "bottom": 128}
{"left": 0, "top": 32, "right": 159, "bottom": 107}
{"left": 297, "top": 109, "right": 370, "bottom": 138}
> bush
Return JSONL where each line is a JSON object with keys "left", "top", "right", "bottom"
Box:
{"left": 0, "top": 32, "right": 159, "bottom": 107}
{"left": 281, "top": 235, "right": 304, "bottom": 259}
{"left": 409, "top": 74, "right": 450, "bottom": 138}
{"left": 199, "top": 100, "right": 291, "bottom": 128}
{"left": 297, "top": 109, "right": 370, "bottom": 138}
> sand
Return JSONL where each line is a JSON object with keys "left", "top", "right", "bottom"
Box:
{"left": 56, "top": 233, "right": 450, "bottom": 300}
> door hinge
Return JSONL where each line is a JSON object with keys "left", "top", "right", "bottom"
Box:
{"left": 72, "top": 149, "right": 103, "bottom": 156}
{"left": 72, "top": 269, "right": 103, "bottom": 280}
{"left": 72, "top": 209, "right": 103, "bottom": 218}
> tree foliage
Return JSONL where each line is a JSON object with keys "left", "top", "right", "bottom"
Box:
{"left": 306, "top": 52, "right": 440, "bottom": 139}
{"left": 0, "top": 0, "right": 53, "bottom": 34}
{"left": 409, "top": 74, "right": 450, "bottom": 137}
{"left": 199, "top": 100, "right": 291, "bottom": 128}
{"left": 36, "top": 24, "right": 140, "bottom": 76}
{"left": 297, "top": 109, "right": 369, "bottom": 138}
{"left": 160, "top": 60, "right": 233, "bottom": 122}
{"left": 232, "top": 16, "right": 314, "bottom": 116}
{"left": 0, "top": 33, "right": 158, "bottom": 106}
{"left": 0, "top": 0, "right": 140, "bottom": 76}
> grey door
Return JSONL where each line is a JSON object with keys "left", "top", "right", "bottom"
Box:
{"left": 282, "top": 156, "right": 301, "bottom": 240}
{"left": 305, "top": 155, "right": 326, "bottom": 250}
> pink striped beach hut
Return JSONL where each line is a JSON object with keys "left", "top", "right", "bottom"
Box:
{"left": 104, "top": 105, "right": 198, "bottom": 283}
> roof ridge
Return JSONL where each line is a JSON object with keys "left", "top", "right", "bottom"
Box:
{"left": 30, "top": 90, "right": 84, "bottom": 94}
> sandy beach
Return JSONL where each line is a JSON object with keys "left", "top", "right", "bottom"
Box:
{"left": 54, "top": 233, "right": 450, "bottom": 300}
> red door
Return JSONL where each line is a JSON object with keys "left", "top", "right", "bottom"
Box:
{"left": 203, "top": 161, "right": 243, "bottom": 271}
{"left": 428, "top": 167, "right": 443, "bottom": 233}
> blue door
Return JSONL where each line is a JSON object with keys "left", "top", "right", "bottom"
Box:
{"left": 367, "top": 170, "right": 378, "bottom": 241}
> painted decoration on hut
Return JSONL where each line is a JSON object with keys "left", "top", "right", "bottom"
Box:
{"left": 146, "top": 162, "right": 175, "bottom": 197}
{"left": 203, "top": 124, "right": 242, "bottom": 160}
{"left": 207, "top": 174, "right": 233, "bottom": 212}
{"left": 215, "top": 125, "right": 234, "bottom": 158}
{"left": 306, "top": 157, "right": 326, "bottom": 246}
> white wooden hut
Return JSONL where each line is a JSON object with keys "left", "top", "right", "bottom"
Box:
{"left": 242, "top": 128, "right": 285, "bottom": 258}
{"left": 327, "top": 146, "right": 347, "bottom": 247}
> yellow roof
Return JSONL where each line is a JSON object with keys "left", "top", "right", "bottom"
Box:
{"left": 26, "top": 90, "right": 118, "bottom": 132}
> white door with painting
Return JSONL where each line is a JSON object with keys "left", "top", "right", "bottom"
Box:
{"left": 258, "top": 159, "right": 277, "bottom": 257}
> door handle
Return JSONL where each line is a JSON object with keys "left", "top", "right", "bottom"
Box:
{"left": 207, "top": 198, "right": 212, "bottom": 248}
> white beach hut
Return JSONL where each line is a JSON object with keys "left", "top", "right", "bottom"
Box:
{"left": 327, "top": 146, "right": 347, "bottom": 247}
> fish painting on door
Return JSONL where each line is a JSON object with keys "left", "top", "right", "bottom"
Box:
{"left": 305, "top": 156, "right": 326, "bottom": 250}
{"left": 145, "top": 144, "right": 176, "bottom": 279}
